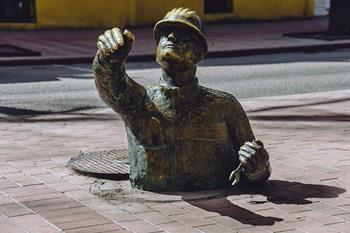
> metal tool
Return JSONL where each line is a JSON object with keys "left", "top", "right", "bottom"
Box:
{"left": 229, "top": 162, "right": 243, "bottom": 185}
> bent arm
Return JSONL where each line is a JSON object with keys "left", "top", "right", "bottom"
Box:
{"left": 93, "top": 52, "right": 145, "bottom": 116}
{"left": 226, "top": 96, "right": 271, "bottom": 184}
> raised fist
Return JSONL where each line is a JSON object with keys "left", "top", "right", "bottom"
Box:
{"left": 97, "top": 28, "right": 135, "bottom": 63}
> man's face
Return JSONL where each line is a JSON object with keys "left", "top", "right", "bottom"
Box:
{"left": 156, "top": 26, "right": 203, "bottom": 71}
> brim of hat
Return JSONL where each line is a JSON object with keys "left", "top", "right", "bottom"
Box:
{"left": 153, "top": 19, "right": 208, "bottom": 55}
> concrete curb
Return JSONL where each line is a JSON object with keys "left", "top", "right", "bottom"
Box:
{"left": 2, "top": 42, "right": 350, "bottom": 66}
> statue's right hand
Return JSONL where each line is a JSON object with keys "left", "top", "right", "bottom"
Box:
{"left": 97, "top": 28, "right": 135, "bottom": 63}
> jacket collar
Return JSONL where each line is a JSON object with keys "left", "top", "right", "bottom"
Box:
{"left": 159, "top": 76, "right": 200, "bottom": 106}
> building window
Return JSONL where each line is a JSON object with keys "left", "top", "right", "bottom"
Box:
{"left": 0, "top": 0, "right": 36, "bottom": 23}
{"left": 204, "top": 0, "right": 233, "bottom": 14}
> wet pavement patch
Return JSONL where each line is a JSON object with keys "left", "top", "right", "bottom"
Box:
{"left": 0, "top": 44, "right": 41, "bottom": 57}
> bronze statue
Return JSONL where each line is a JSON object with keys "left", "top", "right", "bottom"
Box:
{"left": 93, "top": 8, "right": 271, "bottom": 191}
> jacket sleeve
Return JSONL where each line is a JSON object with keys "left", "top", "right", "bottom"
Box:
{"left": 92, "top": 52, "right": 146, "bottom": 119}
{"left": 225, "top": 95, "right": 271, "bottom": 184}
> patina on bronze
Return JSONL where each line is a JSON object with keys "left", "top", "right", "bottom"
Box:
{"left": 93, "top": 8, "right": 271, "bottom": 191}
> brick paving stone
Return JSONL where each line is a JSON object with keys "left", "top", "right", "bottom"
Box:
{"left": 2, "top": 185, "right": 57, "bottom": 198}
{"left": 23, "top": 196, "right": 73, "bottom": 208}
{"left": 118, "top": 202, "right": 154, "bottom": 214}
{"left": 147, "top": 203, "right": 189, "bottom": 216}
{"left": 5, "top": 172, "right": 43, "bottom": 186}
{"left": 309, "top": 202, "right": 349, "bottom": 216}
{"left": 268, "top": 202, "right": 311, "bottom": 214}
{"left": 119, "top": 219, "right": 163, "bottom": 233}
{"left": 259, "top": 221, "right": 296, "bottom": 233}
{"left": 39, "top": 206, "right": 93, "bottom": 218}
{"left": 21, "top": 166, "right": 48, "bottom": 176}
{"left": 184, "top": 205, "right": 220, "bottom": 218}
{"left": 0, "top": 203, "right": 33, "bottom": 217}
{"left": 46, "top": 181, "right": 82, "bottom": 193}
{"left": 15, "top": 192, "right": 65, "bottom": 203}
{"left": 338, "top": 204, "right": 350, "bottom": 211}
{"left": 0, "top": 220, "right": 26, "bottom": 233}
{"left": 7, "top": 160, "right": 35, "bottom": 169}
{"left": 34, "top": 173, "right": 64, "bottom": 184}
{"left": 101, "top": 210, "right": 139, "bottom": 222}
{"left": 31, "top": 200, "right": 83, "bottom": 213}
{"left": 54, "top": 217, "right": 112, "bottom": 230}
{"left": 158, "top": 221, "right": 201, "bottom": 233}
{"left": 103, "top": 231, "right": 133, "bottom": 233}
{"left": 196, "top": 223, "right": 234, "bottom": 233}
{"left": 332, "top": 213, "right": 350, "bottom": 221}
{"left": 286, "top": 219, "right": 341, "bottom": 233}
{"left": 235, "top": 227, "right": 270, "bottom": 233}
{"left": 272, "top": 230, "right": 304, "bottom": 233}
{"left": 64, "top": 223, "right": 124, "bottom": 233}
{"left": 47, "top": 212, "right": 103, "bottom": 225}
{"left": 207, "top": 216, "right": 255, "bottom": 230}
{"left": 170, "top": 213, "right": 214, "bottom": 227}
{"left": 35, "top": 160, "right": 64, "bottom": 170}
{"left": 172, "top": 201, "right": 192, "bottom": 208}
{"left": 0, "top": 178, "right": 20, "bottom": 189}
{"left": 255, "top": 207, "right": 293, "bottom": 219}
{"left": 328, "top": 222, "right": 350, "bottom": 233}
{"left": 3, "top": 172, "right": 32, "bottom": 182}
{"left": 135, "top": 211, "right": 174, "bottom": 225}
{"left": 49, "top": 167, "right": 72, "bottom": 176}
{"left": 317, "top": 197, "right": 350, "bottom": 207}
{"left": 64, "top": 189, "right": 96, "bottom": 201}
{"left": 62, "top": 174, "right": 95, "bottom": 187}
{"left": 10, "top": 214, "right": 61, "bottom": 233}
{"left": 79, "top": 198, "right": 116, "bottom": 211}
{"left": 0, "top": 165, "right": 21, "bottom": 175}
{"left": 295, "top": 211, "right": 345, "bottom": 225}
{"left": 0, "top": 193, "right": 16, "bottom": 206}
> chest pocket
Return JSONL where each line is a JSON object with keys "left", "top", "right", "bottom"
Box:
{"left": 180, "top": 122, "right": 230, "bottom": 142}
{"left": 147, "top": 117, "right": 164, "bottom": 146}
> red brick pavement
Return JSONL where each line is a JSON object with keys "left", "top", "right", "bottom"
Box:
{"left": 0, "top": 89, "right": 350, "bottom": 232}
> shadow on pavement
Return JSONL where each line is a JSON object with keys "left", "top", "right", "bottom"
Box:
{"left": 249, "top": 114, "right": 350, "bottom": 122}
{"left": 248, "top": 98, "right": 350, "bottom": 113}
{"left": 190, "top": 198, "right": 283, "bottom": 226}
{"left": 259, "top": 180, "right": 346, "bottom": 205}
{"left": 0, "top": 65, "right": 90, "bottom": 84}
{"left": 188, "top": 179, "right": 345, "bottom": 226}
{"left": 0, "top": 106, "right": 51, "bottom": 116}
{"left": 0, "top": 106, "right": 98, "bottom": 117}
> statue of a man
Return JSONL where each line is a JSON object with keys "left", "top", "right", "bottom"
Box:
{"left": 93, "top": 8, "right": 271, "bottom": 191}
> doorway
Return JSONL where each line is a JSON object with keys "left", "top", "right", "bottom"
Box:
{"left": 0, "top": 0, "right": 36, "bottom": 22}
{"left": 204, "top": 0, "right": 233, "bottom": 14}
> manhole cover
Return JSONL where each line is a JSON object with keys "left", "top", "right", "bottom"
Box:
{"left": 0, "top": 44, "right": 41, "bottom": 57}
{"left": 68, "top": 149, "right": 129, "bottom": 180}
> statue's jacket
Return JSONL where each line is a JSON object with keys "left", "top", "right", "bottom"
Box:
{"left": 93, "top": 57, "right": 255, "bottom": 191}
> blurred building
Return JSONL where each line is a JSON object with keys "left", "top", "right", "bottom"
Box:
{"left": 314, "top": 0, "right": 330, "bottom": 16}
{"left": 0, "top": 0, "right": 315, "bottom": 29}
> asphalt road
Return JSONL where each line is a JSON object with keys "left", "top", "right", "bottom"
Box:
{"left": 1, "top": 50, "right": 350, "bottom": 116}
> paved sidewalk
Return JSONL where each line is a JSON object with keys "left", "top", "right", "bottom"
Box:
{"left": 1, "top": 89, "right": 349, "bottom": 233}
{"left": 2, "top": 17, "right": 350, "bottom": 65}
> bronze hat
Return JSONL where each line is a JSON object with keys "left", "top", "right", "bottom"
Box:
{"left": 154, "top": 8, "right": 208, "bottom": 56}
